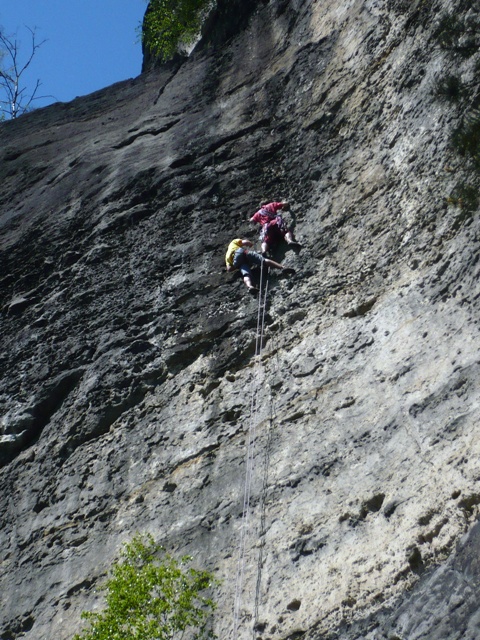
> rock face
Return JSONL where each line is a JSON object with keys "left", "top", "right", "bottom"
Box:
{"left": 1, "top": 0, "right": 480, "bottom": 638}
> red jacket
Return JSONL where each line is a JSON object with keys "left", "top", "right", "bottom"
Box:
{"left": 250, "top": 202, "right": 285, "bottom": 225}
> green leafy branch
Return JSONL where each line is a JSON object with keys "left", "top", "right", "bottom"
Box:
{"left": 142, "top": 0, "right": 215, "bottom": 63}
{"left": 73, "top": 534, "right": 218, "bottom": 640}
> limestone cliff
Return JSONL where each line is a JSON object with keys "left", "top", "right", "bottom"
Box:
{"left": 1, "top": 0, "right": 480, "bottom": 639}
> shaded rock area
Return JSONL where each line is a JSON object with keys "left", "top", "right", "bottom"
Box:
{"left": 320, "top": 520, "right": 480, "bottom": 640}
{"left": 1, "top": 0, "right": 480, "bottom": 639}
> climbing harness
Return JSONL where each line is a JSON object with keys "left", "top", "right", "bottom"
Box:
{"left": 232, "top": 259, "right": 270, "bottom": 640}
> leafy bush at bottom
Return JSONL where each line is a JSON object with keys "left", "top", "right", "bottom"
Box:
{"left": 73, "top": 534, "right": 218, "bottom": 640}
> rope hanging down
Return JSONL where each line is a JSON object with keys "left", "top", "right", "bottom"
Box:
{"left": 232, "top": 260, "right": 269, "bottom": 640}
{"left": 252, "top": 386, "right": 276, "bottom": 638}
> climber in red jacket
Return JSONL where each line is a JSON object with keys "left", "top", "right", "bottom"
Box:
{"left": 249, "top": 200, "right": 301, "bottom": 256}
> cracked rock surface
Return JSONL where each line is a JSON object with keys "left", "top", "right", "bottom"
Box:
{"left": 1, "top": 0, "right": 480, "bottom": 638}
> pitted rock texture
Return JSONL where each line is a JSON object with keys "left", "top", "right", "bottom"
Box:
{"left": 1, "top": 0, "right": 480, "bottom": 639}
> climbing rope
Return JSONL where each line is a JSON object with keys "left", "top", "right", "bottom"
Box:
{"left": 232, "top": 260, "right": 270, "bottom": 640}
{"left": 252, "top": 385, "right": 276, "bottom": 638}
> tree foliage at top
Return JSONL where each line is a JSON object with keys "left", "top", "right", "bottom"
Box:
{"left": 142, "top": 0, "right": 214, "bottom": 62}
{"left": 73, "top": 534, "right": 218, "bottom": 640}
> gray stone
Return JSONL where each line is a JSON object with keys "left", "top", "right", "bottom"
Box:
{"left": 1, "top": 0, "right": 480, "bottom": 639}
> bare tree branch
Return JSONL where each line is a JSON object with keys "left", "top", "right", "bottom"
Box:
{"left": 0, "top": 26, "right": 53, "bottom": 119}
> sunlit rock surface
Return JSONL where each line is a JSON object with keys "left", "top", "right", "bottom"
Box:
{"left": 1, "top": 0, "right": 480, "bottom": 638}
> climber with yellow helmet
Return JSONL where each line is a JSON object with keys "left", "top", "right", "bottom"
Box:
{"left": 225, "top": 238, "right": 295, "bottom": 293}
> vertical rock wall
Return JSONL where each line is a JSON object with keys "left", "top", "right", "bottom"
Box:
{"left": 1, "top": 0, "right": 480, "bottom": 638}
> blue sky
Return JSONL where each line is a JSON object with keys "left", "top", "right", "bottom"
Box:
{"left": 0, "top": 0, "right": 147, "bottom": 111}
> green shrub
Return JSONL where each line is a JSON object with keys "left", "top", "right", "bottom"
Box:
{"left": 73, "top": 534, "right": 218, "bottom": 640}
{"left": 143, "top": 0, "right": 214, "bottom": 62}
